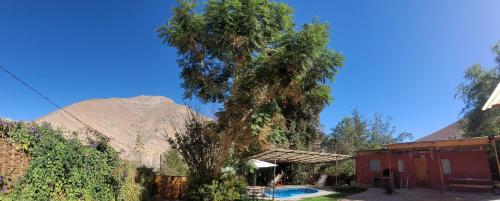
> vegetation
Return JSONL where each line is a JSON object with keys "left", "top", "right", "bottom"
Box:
{"left": 0, "top": 121, "right": 123, "bottom": 201}
{"left": 158, "top": 0, "right": 344, "bottom": 176}
{"left": 0, "top": 120, "right": 157, "bottom": 201}
{"left": 160, "top": 149, "right": 188, "bottom": 176}
{"left": 167, "top": 113, "right": 225, "bottom": 200}
{"left": 134, "top": 134, "right": 145, "bottom": 164}
{"left": 321, "top": 110, "right": 412, "bottom": 177}
{"left": 117, "top": 165, "right": 143, "bottom": 201}
{"left": 456, "top": 42, "right": 500, "bottom": 137}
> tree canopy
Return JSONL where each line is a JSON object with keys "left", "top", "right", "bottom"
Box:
{"left": 456, "top": 42, "right": 500, "bottom": 137}
{"left": 322, "top": 110, "right": 413, "bottom": 155}
{"left": 159, "top": 0, "right": 343, "bottom": 173}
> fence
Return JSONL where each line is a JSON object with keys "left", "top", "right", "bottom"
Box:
{"left": 152, "top": 175, "right": 188, "bottom": 199}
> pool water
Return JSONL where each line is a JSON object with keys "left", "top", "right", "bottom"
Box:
{"left": 264, "top": 187, "right": 320, "bottom": 198}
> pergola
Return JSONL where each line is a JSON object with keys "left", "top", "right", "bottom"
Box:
{"left": 249, "top": 149, "right": 352, "bottom": 164}
{"left": 248, "top": 149, "right": 352, "bottom": 200}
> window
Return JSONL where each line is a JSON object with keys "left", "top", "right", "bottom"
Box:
{"left": 369, "top": 159, "right": 381, "bottom": 172}
{"left": 441, "top": 159, "right": 452, "bottom": 174}
{"left": 397, "top": 159, "right": 405, "bottom": 172}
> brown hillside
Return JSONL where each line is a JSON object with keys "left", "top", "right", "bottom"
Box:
{"left": 37, "top": 95, "right": 196, "bottom": 168}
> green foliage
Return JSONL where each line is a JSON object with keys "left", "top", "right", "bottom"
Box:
{"left": 192, "top": 171, "right": 246, "bottom": 201}
{"left": 134, "top": 166, "right": 154, "bottom": 201}
{"left": 11, "top": 127, "right": 121, "bottom": 201}
{"left": 456, "top": 42, "right": 500, "bottom": 137}
{"left": 321, "top": 110, "right": 413, "bottom": 177}
{"left": 0, "top": 121, "right": 124, "bottom": 201}
{"left": 323, "top": 160, "right": 355, "bottom": 178}
{"left": 134, "top": 134, "right": 145, "bottom": 164}
{"left": 159, "top": 0, "right": 343, "bottom": 174}
{"left": 167, "top": 113, "right": 224, "bottom": 200}
{"left": 117, "top": 165, "right": 143, "bottom": 201}
{"left": 5, "top": 123, "right": 38, "bottom": 153}
{"left": 160, "top": 149, "right": 188, "bottom": 176}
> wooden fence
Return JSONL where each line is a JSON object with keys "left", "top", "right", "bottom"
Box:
{"left": 152, "top": 175, "right": 187, "bottom": 199}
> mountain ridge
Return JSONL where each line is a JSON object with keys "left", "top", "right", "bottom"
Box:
{"left": 37, "top": 95, "right": 195, "bottom": 168}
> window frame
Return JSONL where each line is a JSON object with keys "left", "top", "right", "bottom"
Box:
{"left": 397, "top": 159, "right": 405, "bottom": 172}
{"left": 441, "top": 159, "right": 452, "bottom": 174}
{"left": 369, "top": 159, "right": 381, "bottom": 172}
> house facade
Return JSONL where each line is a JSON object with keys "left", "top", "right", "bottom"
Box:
{"left": 356, "top": 136, "right": 499, "bottom": 191}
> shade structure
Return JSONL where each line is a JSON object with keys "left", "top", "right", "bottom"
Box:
{"left": 483, "top": 82, "right": 500, "bottom": 110}
{"left": 249, "top": 149, "right": 352, "bottom": 164}
{"left": 249, "top": 159, "right": 278, "bottom": 168}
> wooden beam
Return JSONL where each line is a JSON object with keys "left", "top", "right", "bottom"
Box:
{"left": 436, "top": 147, "right": 446, "bottom": 193}
{"left": 492, "top": 140, "right": 500, "bottom": 177}
{"left": 249, "top": 149, "right": 352, "bottom": 164}
{"left": 386, "top": 137, "right": 497, "bottom": 150}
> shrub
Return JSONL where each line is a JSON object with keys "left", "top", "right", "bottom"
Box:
{"left": 160, "top": 149, "right": 188, "bottom": 176}
{"left": 117, "top": 164, "right": 143, "bottom": 201}
{"left": 168, "top": 113, "right": 224, "bottom": 200}
{"left": 1, "top": 121, "right": 123, "bottom": 201}
{"left": 192, "top": 172, "right": 246, "bottom": 201}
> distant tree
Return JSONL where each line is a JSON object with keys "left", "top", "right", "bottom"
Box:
{"left": 456, "top": 42, "right": 500, "bottom": 137}
{"left": 134, "top": 134, "right": 145, "bottom": 164}
{"left": 322, "top": 110, "right": 368, "bottom": 154}
{"left": 161, "top": 149, "right": 188, "bottom": 176}
{"left": 321, "top": 110, "right": 413, "bottom": 176}
{"left": 322, "top": 110, "right": 412, "bottom": 155}
{"left": 159, "top": 0, "right": 343, "bottom": 174}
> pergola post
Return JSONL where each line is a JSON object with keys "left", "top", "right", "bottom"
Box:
{"left": 436, "top": 146, "right": 445, "bottom": 193}
{"left": 335, "top": 160, "right": 338, "bottom": 189}
{"left": 492, "top": 138, "right": 500, "bottom": 177}
{"left": 272, "top": 150, "right": 276, "bottom": 201}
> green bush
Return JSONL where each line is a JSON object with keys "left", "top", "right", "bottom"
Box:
{"left": 192, "top": 172, "right": 246, "bottom": 201}
{"left": 1, "top": 121, "right": 123, "bottom": 201}
{"left": 160, "top": 149, "right": 188, "bottom": 176}
{"left": 117, "top": 164, "right": 143, "bottom": 201}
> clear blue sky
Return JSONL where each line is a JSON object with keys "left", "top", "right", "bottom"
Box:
{"left": 1, "top": 0, "right": 499, "bottom": 139}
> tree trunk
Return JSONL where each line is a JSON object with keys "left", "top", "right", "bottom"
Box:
{"left": 214, "top": 131, "right": 234, "bottom": 176}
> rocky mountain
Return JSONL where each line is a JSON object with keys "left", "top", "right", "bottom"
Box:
{"left": 37, "top": 95, "right": 197, "bottom": 168}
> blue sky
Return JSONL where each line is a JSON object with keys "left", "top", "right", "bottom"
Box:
{"left": 1, "top": 0, "right": 499, "bottom": 139}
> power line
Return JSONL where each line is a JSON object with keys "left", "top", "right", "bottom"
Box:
{"left": 0, "top": 65, "right": 170, "bottom": 165}
{"left": 0, "top": 65, "right": 92, "bottom": 129}
{"left": 0, "top": 65, "right": 147, "bottom": 151}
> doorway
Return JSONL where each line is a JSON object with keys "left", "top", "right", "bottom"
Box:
{"left": 414, "top": 155, "right": 429, "bottom": 187}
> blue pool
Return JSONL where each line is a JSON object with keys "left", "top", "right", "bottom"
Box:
{"left": 264, "top": 187, "right": 319, "bottom": 198}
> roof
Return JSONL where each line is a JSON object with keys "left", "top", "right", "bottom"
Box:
{"left": 386, "top": 136, "right": 499, "bottom": 150}
{"left": 249, "top": 149, "right": 352, "bottom": 164}
{"left": 483, "top": 82, "right": 500, "bottom": 110}
{"left": 417, "top": 121, "right": 463, "bottom": 142}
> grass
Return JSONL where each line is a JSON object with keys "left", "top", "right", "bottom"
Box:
{"left": 300, "top": 188, "right": 365, "bottom": 201}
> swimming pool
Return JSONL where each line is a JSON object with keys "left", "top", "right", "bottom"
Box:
{"left": 264, "top": 187, "right": 320, "bottom": 198}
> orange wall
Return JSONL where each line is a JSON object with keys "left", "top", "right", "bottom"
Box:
{"left": 356, "top": 150, "right": 492, "bottom": 189}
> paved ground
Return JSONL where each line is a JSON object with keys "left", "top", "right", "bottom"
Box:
{"left": 340, "top": 188, "right": 500, "bottom": 201}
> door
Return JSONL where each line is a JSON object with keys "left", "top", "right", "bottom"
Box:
{"left": 414, "top": 156, "right": 429, "bottom": 187}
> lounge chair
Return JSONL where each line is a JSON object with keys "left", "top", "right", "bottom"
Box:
{"left": 315, "top": 174, "right": 328, "bottom": 189}
{"left": 270, "top": 174, "right": 284, "bottom": 187}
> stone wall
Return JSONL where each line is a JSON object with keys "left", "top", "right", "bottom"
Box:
{"left": 0, "top": 138, "right": 30, "bottom": 184}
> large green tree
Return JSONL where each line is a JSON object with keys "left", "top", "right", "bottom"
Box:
{"left": 159, "top": 0, "right": 343, "bottom": 174}
{"left": 322, "top": 110, "right": 413, "bottom": 155}
{"left": 456, "top": 42, "right": 500, "bottom": 137}
{"left": 321, "top": 110, "right": 412, "bottom": 177}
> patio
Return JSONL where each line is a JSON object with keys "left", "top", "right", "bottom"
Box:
{"left": 339, "top": 188, "right": 500, "bottom": 201}
{"left": 248, "top": 149, "right": 353, "bottom": 200}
